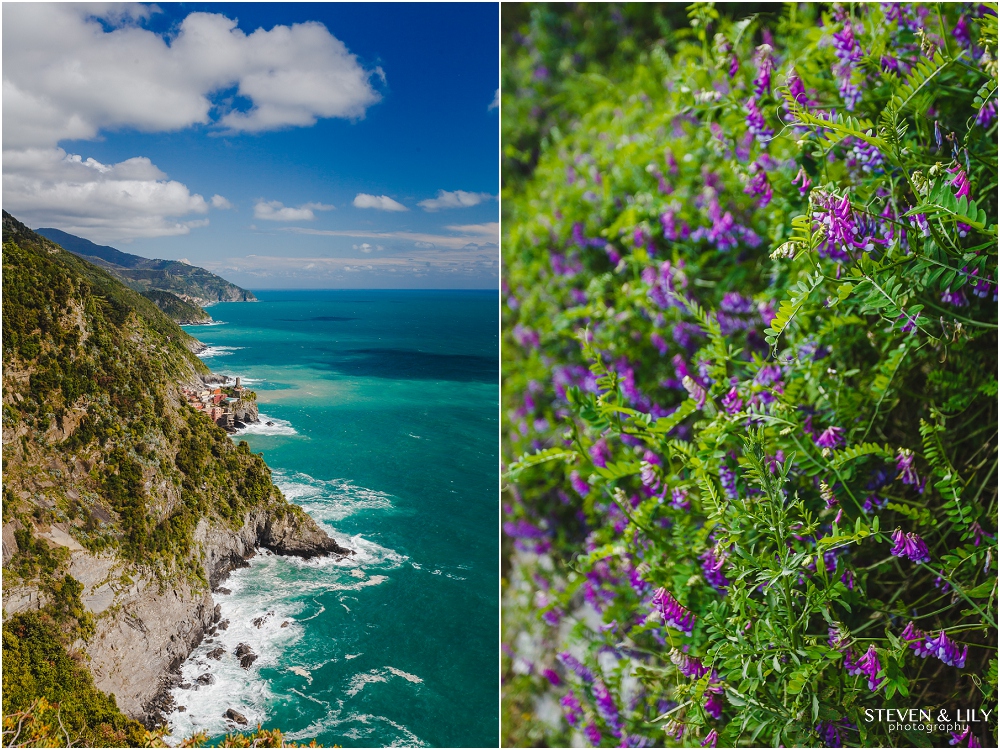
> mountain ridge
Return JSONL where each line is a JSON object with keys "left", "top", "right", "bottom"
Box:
{"left": 34, "top": 226, "right": 257, "bottom": 308}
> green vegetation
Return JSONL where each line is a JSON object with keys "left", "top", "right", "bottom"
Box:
{"left": 2, "top": 613, "right": 146, "bottom": 747}
{"left": 141, "top": 290, "right": 212, "bottom": 325}
{"left": 502, "top": 3, "right": 997, "bottom": 748}
{"left": 2, "top": 211, "right": 281, "bottom": 575}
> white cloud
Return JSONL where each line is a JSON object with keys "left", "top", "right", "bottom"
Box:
{"left": 489, "top": 88, "right": 499, "bottom": 111}
{"left": 202, "top": 248, "right": 499, "bottom": 279}
{"left": 1, "top": 5, "right": 380, "bottom": 241}
{"left": 280, "top": 223, "right": 499, "bottom": 251}
{"left": 353, "top": 193, "right": 408, "bottom": 212}
{"left": 1, "top": 4, "right": 384, "bottom": 149}
{"left": 1, "top": 146, "right": 210, "bottom": 240}
{"left": 417, "top": 189, "right": 495, "bottom": 212}
{"left": 253, "top": 200, "right": 334, "bottom": 222}
{"left": 352, "top": 243, "right": 384, "bottom": 253}
{"left": 444, "top": 222, "right": 500, "bottom": 239}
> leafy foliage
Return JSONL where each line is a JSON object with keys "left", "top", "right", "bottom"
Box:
{"left": 501, "top": 4, "right": 997, "bottom": 748}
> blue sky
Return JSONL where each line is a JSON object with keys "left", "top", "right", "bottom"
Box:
{"left": 2, "top": 2, "right": 499, "bottom": 289}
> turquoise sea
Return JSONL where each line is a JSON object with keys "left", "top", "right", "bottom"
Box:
{"left": 166, "top": 290, "right": 498, "bottom": 748}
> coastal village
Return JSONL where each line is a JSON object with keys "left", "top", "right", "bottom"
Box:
{"left": 181, "top": 376, "right": 262, "bottom": 432}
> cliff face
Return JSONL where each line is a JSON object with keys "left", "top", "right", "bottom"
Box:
{"left": 1, "top": 212, "right": 349, "bottom": 730}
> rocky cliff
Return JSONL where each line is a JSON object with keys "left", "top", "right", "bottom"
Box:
{"left": 2, "top": 212, "right": 349, "bottom": 732}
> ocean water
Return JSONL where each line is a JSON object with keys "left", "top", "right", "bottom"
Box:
{"left": 165, "top": 290, "right": 498, "bottom": 748}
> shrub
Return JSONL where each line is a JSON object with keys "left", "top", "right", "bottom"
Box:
{"left": 502, "top": 4, "right": 997, "bottom": 748}
{"left": 1, "top": 613, "right": 146, "bottom": 747}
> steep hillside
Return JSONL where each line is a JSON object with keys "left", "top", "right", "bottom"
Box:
{"left": 2, "top": 212, "right": 348, "bottom": 740}
{"left": 34, "top": 227, "right": 257, "bottom": 306}
{"left": 141, "top": 289, "right": 212, "bottom": 325}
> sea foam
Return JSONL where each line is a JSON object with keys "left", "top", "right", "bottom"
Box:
{"left": 272, "top": 469, "right": 393, "bottom": 522}
{"left": 233, "top": 414, "right": 297, "bottom": 437}
{"left": 163, "top": 469, "right": 406, "bottom": 745}
{"left": 196, "top": 345, "right": 243, "bottom": 358}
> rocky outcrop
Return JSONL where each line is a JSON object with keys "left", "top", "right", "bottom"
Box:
{"left": 234, "top": 643, "right": 258, "bottom": 670}
{"left": 232, "top": 399, "right": 258, "bottom": 423}
{"left": 2, "top": 520, "right": 21, "bottom": 566}
{"left": 197, "top": 507, "right": 351, "bottom": 591}
{"left": 3, "top": 506, "right": 353, "bottom": 728}
{"left": 225, "top": 708, "right": 248, "bottom": 725}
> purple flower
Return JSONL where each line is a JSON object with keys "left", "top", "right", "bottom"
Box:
{"left": 745, "top": 161, "right": 772, "bottom": 207}
{"left": 746, "top": 96, "right": 773, "bottom": 141}
{"left": 722, "top": 387, "right": 743, "bottom": 415}
{"left": 543, "top": 668, "right": 562, "bottom": 686}
{"left": 690, "top": 195, "right": 761, "bottom": 252}
{"left": 820, "top": 481, "right": 838, "bottom": 508}
{"left": 815, "top": 426, "right": 845, "bottom": 450}
{"left": 701, "top": 546, "right": 730, "bottom": 593}
{"left": 670, "top": 487, "right": 690, "bottom": 511}
{"left": 720, "top": 292, "right": 755, "bottom": 314}
{"left": 650, "top": 332, "right": 668, "bottom": 356}
{"left": 640, "top": 451, "right": 662, "bottom": 490}
{"left": 949, "top": 166, "right": 971, "bottom": 200}
{"left": 812, "top": 191, "right": 886, "bottom": 261}
{"left": 653, "top": 588, "right": 695, "bottom": 635}
{"left": 683, "top": 376, "right": 707, "bottom": 408}
{"left": 889, "top": 528, "right": 931, "bottom": 564}
{"left": 920, "top": 631, "right": 968, "bottom": 668}
{"left": 669, "top": 648, "right": 710, "bottom": 679}
{"left": 558, "top": 652, "right": 595, "bottom": 683}
{"left": 512, "top": 324, "right": 540, "bottom": 349}
{"left": 901, "top": 621, "right": 926, "bottom": 648}
{"left": 854, "top": 644, "right": 883, "bottom": 691}
{"left": 969, "top": 521, "right": 985, "bottom": 547}
{"left": 845, "top": 138, "right": 885, "bottom": 176}
{"left": 542, "top": 609, "right": 563, "bottom": 627}
{"left": 953, "top": 15, "right": 971, "bottom": 48}
{"left": 832, "top": 23, "right": 862, "bottom": 110}
{"left": 660, "top": 209, "right": 679, "bottom": 240}
{"left": 718, "top": 463, "right": 738, "bottom": 501}
{"left": 787, "top": 69, "right": 813, "bottom": 106}
{"left": 792, "top": 166, "right": 812, "bottom": 195}
{"left": 935, "top": 572, "right": 952, "bottom": 593}
{"left": 977, "top": 100, "right": 997, "bottom": 128}
{"left": 728, "top": 54, "right": 740, "bottom": 78}
{"left": 571, "top": 471, "right": 591, "bottom": 497}
{"left": 584, "top": 722, "right": 602, "bottom": 746}
{"left": 753, "top": 44, "right": 774, "bottom": 96}
{"left": 663, "top": 719, "right": 685, "bottom": 741}
{"left": 941, "top": 287, "right": 969, "bottom": 307}
{"left": 592, "top": 681, "right": 624, "bottom": 737}
{"left": 590, "top": 438, "right": 611, "bottom": 468}
{"left": 561, "top": 691, "right": 583, "bottom": 726}
{"left": 951, "top": 726, "right": 982, "bottom": 747}
{"left": 702, "top": 729, "right": 719, "bottom": 748}
{"left": 503, "top": 519, "right": 547, "bottom": 539}
{"left": 895, "top": 448, "right": 920, "bottom": 486}
{"left": 704, "top": 690, "right": 724, "bottom": 720}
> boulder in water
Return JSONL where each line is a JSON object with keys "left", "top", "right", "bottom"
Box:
{"left": 234, "top": 643, "right": 258, "bottom": 669}
{"left": 225, "top": 708, "right": 248, "bottom": 725}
